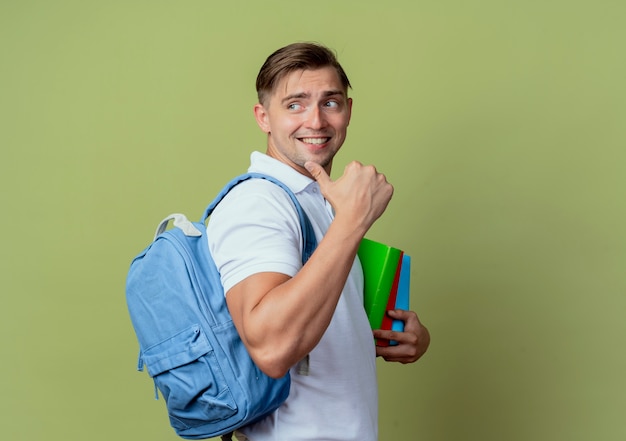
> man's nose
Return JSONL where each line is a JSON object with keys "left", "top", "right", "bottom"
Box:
{"left": 306, "top": 106, "right": 326, "bottom": 129}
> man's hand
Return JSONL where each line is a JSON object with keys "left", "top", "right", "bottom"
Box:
{"left": 305, "top": 161, "right": 393, "bottom": 235}
{"left": 374, "top": 310, "right": 430, "bottom": 364}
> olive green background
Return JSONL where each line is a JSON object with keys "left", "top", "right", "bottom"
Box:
{"left": 1, "top": 1, "right": 624, "bottom": 440}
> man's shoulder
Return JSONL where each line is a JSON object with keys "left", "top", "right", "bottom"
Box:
{"left": 221, "top": 177, "right": 294, "bottom": 204}
{"left": 209, "top": 178, "right": 300, "bottom": 230}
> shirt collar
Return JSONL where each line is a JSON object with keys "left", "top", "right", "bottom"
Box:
{"left": 248, "top": 151, "right": 316, "bottom": 194}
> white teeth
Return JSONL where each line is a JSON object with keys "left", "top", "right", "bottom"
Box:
{"left": 301, "top": 137, "right": 329, "bottom": 145}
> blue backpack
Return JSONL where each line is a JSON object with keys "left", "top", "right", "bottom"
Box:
{"left": 126, "top": 173, "right": 316, "bottom": 439}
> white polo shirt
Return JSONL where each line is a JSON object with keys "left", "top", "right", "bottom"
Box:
{"left": 207, "top": 152, "right": 378, "bottom": 441}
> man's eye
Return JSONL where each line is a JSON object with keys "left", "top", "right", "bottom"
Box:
{"left": 288, "top": 103, "right": 302, "bottom": 110}
{"left": 324, "top": 100, "right": 339, "bottom": 108}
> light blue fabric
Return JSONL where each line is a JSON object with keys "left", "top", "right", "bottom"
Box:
{"left": 126, "top": 173, "right": 316, "bottom": 439}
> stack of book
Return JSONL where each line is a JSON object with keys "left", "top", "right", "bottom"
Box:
{"left": 358, "top": 238, "right": 411, "bottom": 347}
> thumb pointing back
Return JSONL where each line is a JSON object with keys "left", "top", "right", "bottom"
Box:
{"left": 304, "top": 161, "right": 332, "bottom": 187}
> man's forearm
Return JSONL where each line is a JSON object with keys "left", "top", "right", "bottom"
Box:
{"left": 227, "top": 217, "right": 364, "bottom": 378}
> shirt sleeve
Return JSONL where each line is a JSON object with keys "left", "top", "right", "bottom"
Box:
{"left": 207, "top": 179, "right": 304, "bottom": 294}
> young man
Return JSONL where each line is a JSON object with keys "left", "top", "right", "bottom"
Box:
{"left": 208, "top": 42, "right": 430, "bottom": 441}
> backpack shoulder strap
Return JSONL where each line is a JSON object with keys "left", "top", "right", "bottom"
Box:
{"left": 200, "top": 172, "right": 317, "bottom": 263}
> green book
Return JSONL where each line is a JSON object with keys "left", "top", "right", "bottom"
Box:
{"left": 358, "top": 238, "right": 403, "bottom": 331}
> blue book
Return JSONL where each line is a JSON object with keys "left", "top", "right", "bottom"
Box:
{"left": 389, "top": 254, "right": 411, "bottom": 345}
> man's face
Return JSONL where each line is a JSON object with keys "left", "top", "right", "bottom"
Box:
{"left": 254, "top": 67, "right": 352, "bottom": 176}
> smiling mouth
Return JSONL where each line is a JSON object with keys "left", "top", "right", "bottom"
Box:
{"left": 299, "top": 137, "right": 331, "bottom": 145}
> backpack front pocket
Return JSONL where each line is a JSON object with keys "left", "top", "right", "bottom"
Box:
{"left": 142, "top": 324, "right": 238, "bottom": 429}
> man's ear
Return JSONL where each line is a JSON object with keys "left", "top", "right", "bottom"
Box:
{"left": 253, "top": 103, "right": 270, "bottom": 133}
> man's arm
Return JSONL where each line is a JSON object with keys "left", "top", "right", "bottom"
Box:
{"left": 226, "top": 161, "right": 393, "bottom": 378}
